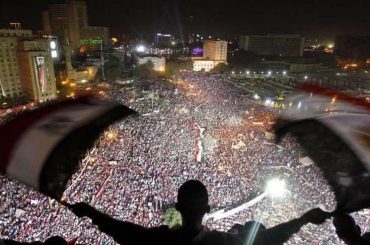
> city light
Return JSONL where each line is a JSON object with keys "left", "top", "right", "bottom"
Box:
{"left": 267, "top": 71, "right": 272, "bottom": 75}
{"left": 136, "top": 45, "right": 145, "bottom": 53}
{"left": 265, "top": 179, "right": 287, "bottom": 198}
{"left": 283, "top": 71, "right": 287, "bottom": 75}
{"left": 246, "top": 70, "right": 250, "bottom": 75}
{"left": 264, "top": 98, "right": 272, "bottom": 106}
{"left": 304, "top": 75, "right": 308, "bottom": 80}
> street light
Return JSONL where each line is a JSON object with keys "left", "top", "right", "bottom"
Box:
{"left": 136, "top": 45, "right": 145, "bottom": 53}
{"left": 206, "top": 177, "right": 288, "bottom": 221}
{"left": 265, "top": 178, "right": 287, "bottom": 198}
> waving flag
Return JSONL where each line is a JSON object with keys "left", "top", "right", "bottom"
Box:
{"left": 0, "top": 96, "right": 136, "bottom": 199}
{"left": 275, "top": 84, "right": 370, "bottom": 213}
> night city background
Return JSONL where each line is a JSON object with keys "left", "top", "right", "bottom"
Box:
{"left": 0, "top": 0, "right": 370, "bottom": 244}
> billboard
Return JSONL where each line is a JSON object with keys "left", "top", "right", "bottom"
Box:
{"left": 35, "top": 57, "right": 47, "bottom": 93}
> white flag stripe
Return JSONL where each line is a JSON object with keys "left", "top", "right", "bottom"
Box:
{"left": 6, "top": 101, "right": 118, "bottom": 189}
{"left": 281, "top": 90, "right": 370, "bottom": 172}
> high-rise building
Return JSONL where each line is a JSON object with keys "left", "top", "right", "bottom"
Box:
{"left": 155, "top": 33, "right": 173, "bottom": 46}
{"left": 42, "top": 0, "right": 109, "bottom": 47}
{"left": 239, "top": 35, "right": 305, "bottom": 57}
{"left": 203, "top": 40, "right": 228, "bottom": 61}
{"left": 17, "top": 40, "right": 57, "bottom": 102}
{"left": 80, "top": 27, "right": 110, "bottom": 46}
{"left": 192, "top": 40, "right": 228, "bottom": 72}
{"left": 0, "top": 29, "right": 32, "bottom": 98}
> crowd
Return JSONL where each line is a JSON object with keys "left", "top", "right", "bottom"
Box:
{"left": 1, "top": 71, "right": 369, "bottom": 244}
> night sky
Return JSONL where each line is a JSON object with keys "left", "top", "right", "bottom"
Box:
{"left": 0, "top": 0, "right": 370, "bottom": 40}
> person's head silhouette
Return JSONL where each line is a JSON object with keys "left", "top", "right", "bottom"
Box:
{"left": 175, "top": 180, "right": 210, "bottom": 230}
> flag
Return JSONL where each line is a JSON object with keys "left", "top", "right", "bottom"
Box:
{"left": 0, "top": 96, "right": 137, "bottom": 199}
{"left": 275, "top": 84, "right": 370, "bottom": 213}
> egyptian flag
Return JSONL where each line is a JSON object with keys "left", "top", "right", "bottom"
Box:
{"left": 275, "top": 84, "right": 370, "bottom": 213}
{"left": 0, "top": 96, "right": 136, "bottom": 199}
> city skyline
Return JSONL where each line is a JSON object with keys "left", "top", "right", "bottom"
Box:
{"left": 0, "top": 0, "right": 369, "bottom": 40}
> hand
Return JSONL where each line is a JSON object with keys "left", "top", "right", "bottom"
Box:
{"left": 69, "top": 202, "right": 94, "bottom": 218}
{"left": 302, "top": 208, "right": 330, "bottom": 224}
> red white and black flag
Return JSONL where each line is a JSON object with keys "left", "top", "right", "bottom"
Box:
{"left": 0, "top": 96, "right": 136, "bottom": 199}
{"left": 275, "top": 84, "right": 370, "bottom": 213}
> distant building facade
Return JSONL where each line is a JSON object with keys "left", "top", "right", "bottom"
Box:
{"left": 0, "top": 29, "right": 32, "bottom": 98}
{"left": 155, "top": 33, "right": 173, "bottom": 46}
{"left": 192, "top": 40, "right": 228, "bottom": 72}
{"left": 239, "top": 35, "right": 305, "bottom": 57}
{"left": 42, "top": 0, "right": 109, "bottom": 47}
{"left": 203, "top": 40, "right": 228, "bottom": 61}
{"left": 17, "top": 40, "right": 57, "bottom": 102}
{"left": 193, "top": 60, "right": 224, "bottom": 72}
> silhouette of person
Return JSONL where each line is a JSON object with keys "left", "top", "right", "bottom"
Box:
{"left": 333, "top": 213, "right": 370, "bottom": 245}
{"left": 70, "top": 179, "right": 329, "bottom": 245}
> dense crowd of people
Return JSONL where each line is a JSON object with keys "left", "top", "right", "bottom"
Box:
{"left": 1, "top": 71, "right": 369, "bottom": 244}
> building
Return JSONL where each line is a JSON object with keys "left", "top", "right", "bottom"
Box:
{"left": 155, "top": 33, "right": 173, "bottom": 46}
{"left": 80, "top": 27, "right": 110, "bottom": 46}
{"left": 17, "top": 40, "right": 57, "bottom": 102}
{"left": 60, "top": 44, "right": 98, "bottom": 83}
{"left": 42, "top": 0, "right": 109, "bottom": 47}
{"left": 136, "top": 56, "right": 166, "bottom": 72}
{"left": 239, "top": 35, "right": 305, "bottom": 57}
{"left": 191, "top": 40, "right": 228, "bottom": 72}
{"left": 203, "top": 40, "right": 228, "bottom": 61}
{"left": 193, "top": 60, "right": 224, "bottom": 72}
{"left": 335, "top": 35, "right": 370, "bottom": 60}
{"left": 0, "top": 29, "right": 32, "bottom": 98}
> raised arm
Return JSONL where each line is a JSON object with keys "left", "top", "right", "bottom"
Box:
{"left": 253, "top": 208, "right": 330, "bottom": 245}
{"left": 69, "top": 202, "right": 147, "bottom": 244}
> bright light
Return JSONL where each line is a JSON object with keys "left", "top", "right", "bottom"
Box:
{"left": 266, "top": 179, "right": 287, "bottom": 198}
{"left": 297, "top": 101, "right": 302, "bottom": 109}
{"left": 51, "top": 50, "right": 58, "bottom": 58}
{"left": 283, "top": 71, "right": 287, "bottom": 75}
{"left": 105, "top": 130, "right": 117, "bottom": 140}
{"left": 246, "top": 70, "right": 250, "bottom": 75}
{"left": 231, "top": 71, "right": 235, "bottom": 74}
{"left": 264, "top": 99, "right": 272, "bottom": 106}
{"left": 50, "top": 41, "right": 56, "bottom": 49}
{"left": 267, "top": 71, "right": 272, "bottom": 75}
{"left": 171, "top": 41, "right": 176, "bottom": 46}
{"left": 328, "top": 44, "right": 334, "bottom": 49}
{"left": 304, "top": 75, "right": 308, "bottom": 80}
{"left": 136, "top": 45, "right": 145, "bottom": 53}
{"left": 253, "top": 94, "right": 260, "bottom": 100}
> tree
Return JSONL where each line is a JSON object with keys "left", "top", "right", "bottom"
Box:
{"left": 164, "top": 60, "right": 193, "bottom": 77}
{"left": 162, "top": 207, "right": 182, "bottom": 228}
{"left": 103, "top": 54, "right": 124, "bottom": 80}
{"left": 210, "top": 63, "right": 229, "bottom": 73}
{"left": 133, "top": 60, "right": 157, "bottom": 79}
